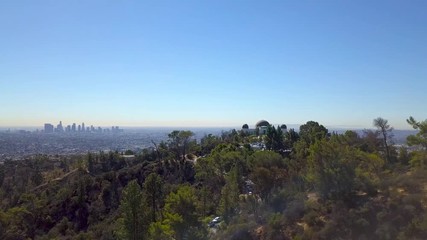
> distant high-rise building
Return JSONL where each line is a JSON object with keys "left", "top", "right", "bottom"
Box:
{"left": 56, "top": 121, "right": 64, "bottom": 132}
{"left": 82, "top": 123, "right": 85, "bottom": 132}
{"left": 91, "top": 125, "right": 95, "bottom": 132}
{"left": 66, "top": 125, "right": 71, "bottom": 132}
{"left": 78, "top": 125, "right": 81, "bottom": 132}
{"left": 112, "top": 126, "right": 120, "bottom": 133}
{"left": 72, "top": 123, "right": 76, "bottom": 132}
{"left": 44, "top": 123, "right": 54, "bottom": 133}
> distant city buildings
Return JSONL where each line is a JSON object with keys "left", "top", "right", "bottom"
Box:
{"left": 44, "top": 123, "right": 54, "bottom": 133}
{"left": 42, "top": 121, "right": 123, "bottom": 133}
{"left": 56, "top": 121, "right": 64, "bottom": 132}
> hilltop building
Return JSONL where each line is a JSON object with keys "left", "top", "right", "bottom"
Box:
{"left": 241, "top": 120, "right": 287, "bottom": 135}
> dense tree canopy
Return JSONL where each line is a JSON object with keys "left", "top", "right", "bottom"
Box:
{"left": 299, "top": 121, "right": 329, "bottom": 146}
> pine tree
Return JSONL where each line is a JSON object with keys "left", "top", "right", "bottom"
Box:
{"left": 143, "top": 173, "right": 163, "bottom": 223}
{"left": 119, "top": 180, "right": 146, "bottom": 240}
{"left": 219, "top": 167, "right": 240, "bottom": 223}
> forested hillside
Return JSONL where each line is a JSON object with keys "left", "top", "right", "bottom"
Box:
{"left": 1, "top": 117, "right": 427, "bottom": 240}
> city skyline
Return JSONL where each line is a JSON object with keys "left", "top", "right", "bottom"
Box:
{"left": 1, "top": 1, "right": 426, "bottom": 130}
{"left": 42, "top": 120, "right": 122, "bottom": 133}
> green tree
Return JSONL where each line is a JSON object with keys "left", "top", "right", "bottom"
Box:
{"left": 249, "top": 151, "right": 288, "bottom": 201}
{"left": 342, "top": 130, "right": 362, "bottom": 148}
{"left": 31, "top": 168, "right": 43, "bottom": 186}
{"left": 274, "top": 126, "right": 285, "bottom": 151}
{"left": 147, "top": 221, "right": 174, "bottom": 240}
{"left": 307, "top": 139, "right": 357, "bottom": 200}
{"left": 373, "top": 117, "right": 394, "bottom": 163}
{"left": 361, "top": 129, "right": 382, "bottom": 153}
{"left": 398, "top": 146, "right": 410, "bottom": 165}
{"left": 168, "top": 130, "right": 195, "bottom": 160}
{"left": 195, "top": 156, "right": 223, "bottom": 192}
{"left": 219, "top": 167, "right": 240, "bottom": 223}
{"left": 199, "top": 134, "right": 222, "bottom": 155}
{"left": 251, "top": 167, "right": 274, "bottom": 201}
{"left": 76, "top": 178, "right": 89, "bottom": 231}
{"left": 0, "top": 207, "right": 32, "bottom": 239}
{"left": 0, "top": 165, "right": 4, "bottom": 187}
{"left": 86, "top": 152, "right": 95, "bottom": 173}
{"left": 163, "top": 185, "right": 202, "bottom": 240}
{"left": 143, "top": 173, "right": 163, "bottom": 223}
{"left": 265, "top": 125, "right": 276, "bottom": 151}
{"left": 299, "top": 121, "right": 329, "bottom": 146}
{"left": 197, "top": 186, "right": 212, "bottom": 217}
{"left": 265, "top": 125, "right": 285, "bottom": 152}
{"left": 118, "top": 180, "right": 146, "bottom": 240}
{"left": 407, "top": 116, "right": 427, "bottom": 150}
{"left": 207, "top": 146, "right": 247, "bottom": 176}
{"left": 284, "top": 128, "right": 299, "bottom": 149}
{"left": 409, "top": 151, "right": 427, "bottom": 169}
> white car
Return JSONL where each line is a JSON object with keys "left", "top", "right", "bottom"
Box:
{"left": 209, "top": 216, "right": 222, "bottom": 227}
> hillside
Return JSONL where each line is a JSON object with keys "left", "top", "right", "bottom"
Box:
{"left": 0, "top": 119, "right": 427, "bottom": 240}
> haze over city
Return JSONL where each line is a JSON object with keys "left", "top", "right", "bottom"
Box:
{"left": 1, "top": 0, "right": 426, "bottom": 129}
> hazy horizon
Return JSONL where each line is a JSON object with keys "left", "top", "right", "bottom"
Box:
{"left": 0, "top": 123, "right": 416, "bottom": 131}
{"left": 0, "top": 120, "right": 418, "bottom": 130}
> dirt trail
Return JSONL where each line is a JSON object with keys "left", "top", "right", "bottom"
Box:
{"left": 31, "top": 168, "right": 79, "bottom": 191}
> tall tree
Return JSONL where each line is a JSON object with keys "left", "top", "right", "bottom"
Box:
{"left": 265, "top": 125, "right": 276, "bottom": 151}
{"left": 168, "top": 130, "right": 195, "bottom": 160}
{"left": 219, "top": 167, "right": 240, "bottom": 223}
{"left": 162, "top": 185, "right": 201, "bottom": 240}
{"left": 119, "top": 180, "right": 146, "bottom": 240}
{"left": 285, "top": 128, "right": 299, "bottom": 148}
{"left": 143, "top": 173, "right": 163, "bottom": 223}
{"left": 274, "top": 126, "right": 285, "bottom": 151}
{"left": 265, "top": 125, "right": 285, "bottom": 152}
{"left": 373, "top": 117, "right": 393, "bottom": 163}
{"left": 86, "top": 153, "right": 95, "bottom": 174}
{"left": 0, "top": 165, "right": 4, "bottom": 187}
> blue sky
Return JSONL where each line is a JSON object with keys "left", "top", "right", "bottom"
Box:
{"left": 0, "top": 0, "right": 426, "bottom": 129}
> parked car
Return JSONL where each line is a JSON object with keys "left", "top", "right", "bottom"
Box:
{"left": 209, "top": 216, "right": 222, "bottom": 227}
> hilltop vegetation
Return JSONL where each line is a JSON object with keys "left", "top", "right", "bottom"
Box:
{"left": 1, "top": 117, "right": 427, "bottom": 239}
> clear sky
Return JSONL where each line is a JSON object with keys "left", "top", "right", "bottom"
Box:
{"left": 0, "top": 0, "right": 426, "bottom": 129}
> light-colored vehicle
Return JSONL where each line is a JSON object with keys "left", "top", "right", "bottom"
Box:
{"left": 209, "top": 216, "right": 222, "bottom": 227}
